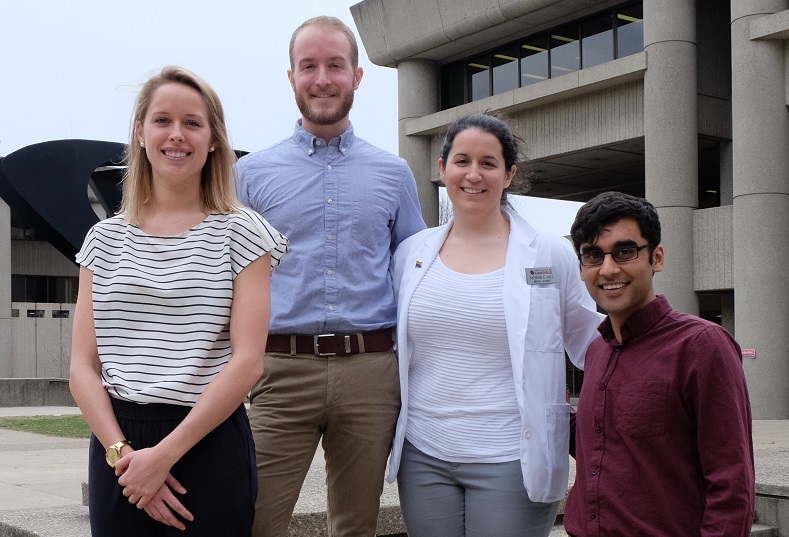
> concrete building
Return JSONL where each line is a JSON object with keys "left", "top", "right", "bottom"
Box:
{"left": 0, "top": 140, "right": 121, "bottom": 382}
{"left": 351, "top": 0, "right": 789, "bottom": 419}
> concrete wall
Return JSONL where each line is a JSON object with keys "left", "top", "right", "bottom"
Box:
{"left": 11, "top": 240, "right": 79, "bottom": 277}
{"left": 693, "top": 206, "right": 733, "bottom": 292}
{"left": 0, "top": 200, "right": 11, "bottom": 377}
{"left": 10, "top": 303, "right": 74, "bottom": 379}
{"left": 0, "top": 378, "right": 76, "bottom": 407}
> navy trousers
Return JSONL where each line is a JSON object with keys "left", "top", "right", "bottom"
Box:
{"left": 88, "top": 398, "right": 256, "bottom": 537}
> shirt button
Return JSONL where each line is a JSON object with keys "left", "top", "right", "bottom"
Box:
{"left": 316, "top": 140, "right": 322, "bottom": 146}
{"left": 614, "top": 346, "right": 622, "bottom": 352}
{"left": 327, "top": 197, "right": 333, "bottom": 204}
{"left": 591, "top": 469, "right": 598, "bottom": 475}
{"left": 327, "top": 165, "right": 333, "bottom": 171}
{"left": 590, "top": 513, "right": 597, "bottom": 520}
{"left": 308, "top": 149, "right": 314, "bottom": 155}
{"left": 327, "top": 234, "right": 334, "bottom": 240}
{"left": 599, "top": 384, "right": 606, "bottom": 391}
{"left": 327, "top": 269, "right": 333, "bottom": 275}
{"left": 523, "top": 429, "right": 531, "bottom": 439}
{"left": 596, "top": 426, "right": 603, "bottom": 434}
{"left": 328, "top": 305, "right": 334, "bottom": 311}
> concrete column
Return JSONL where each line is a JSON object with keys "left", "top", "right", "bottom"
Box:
{"left": 0, "top": 199, "right": 12, "bottom": 377}
{"left": 731, "top": 1, "right": 789, "bottom": 419}
{"left": 397, "top": 60, "right": 440, "bottom": 226}
{"left": 643, "top": 0, "right": 699, "bottom": 315}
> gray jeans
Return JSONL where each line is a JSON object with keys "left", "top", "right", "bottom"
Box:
{"left": 397, "top": 439, "right": 560, "bottom": 537}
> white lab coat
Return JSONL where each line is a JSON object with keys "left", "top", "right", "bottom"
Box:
{"left": 388, "top": 207, "right": 603, "bottom": 503}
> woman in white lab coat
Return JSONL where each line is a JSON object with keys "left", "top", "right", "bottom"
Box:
{"left": 389, "top": 113, "right": 602, "bottom": 537}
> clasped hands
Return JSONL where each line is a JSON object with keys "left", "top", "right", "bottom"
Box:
{"left": 115, "top": 446, "right": 194, "bottom": 531}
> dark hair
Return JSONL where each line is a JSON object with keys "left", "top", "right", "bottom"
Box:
{"left": 440, "top": 113, "right": 528, "bottom": 204}
{"left": 570, "top": 191, "right": 661, "bottom": 260}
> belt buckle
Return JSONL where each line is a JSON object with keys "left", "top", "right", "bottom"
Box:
{"left": 313, "top": 334, "right": 352, "bottom": 356}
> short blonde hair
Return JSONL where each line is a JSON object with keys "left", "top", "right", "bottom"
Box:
{"left": 289, "top": 16, "right": 359, "bottom": 69}
{"left": 120, "top": 65, "right": 239, "bottom": 225}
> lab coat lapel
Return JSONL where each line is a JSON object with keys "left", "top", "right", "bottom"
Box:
{"left": 503, "top": 208, "right": 539, "bottom": 390}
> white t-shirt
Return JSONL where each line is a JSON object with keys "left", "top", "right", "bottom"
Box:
{"left": 75, "top": 208, "right": 288, "bottom": 406}
{"left": 405, "top": 256, "right": 521, "bottom": 463}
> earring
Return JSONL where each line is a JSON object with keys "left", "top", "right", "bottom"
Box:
{"left": 140, "top": 141, "right": 145, "bottom": 148}
{"left": 209, "top": 147, "right": 215, "bottom": 152}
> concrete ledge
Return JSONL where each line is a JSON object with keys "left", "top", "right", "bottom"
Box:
{"left": 0, "top": 505, "right": 89, "bottom": 537}
{"left": 0, "top": 379, "right": 76, "bottom": 407}
{"left": 0, "top": 504, "right": 408, "bottom": 537}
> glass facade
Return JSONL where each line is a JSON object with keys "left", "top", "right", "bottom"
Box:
{"left": 440, "top": 1, "right": 643, "bottom": 109}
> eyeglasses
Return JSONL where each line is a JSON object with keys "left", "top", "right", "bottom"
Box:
{"left": 579, "top": 244, "right": 652, "bottom": 267}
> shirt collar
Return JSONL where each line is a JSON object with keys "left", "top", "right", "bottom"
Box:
{"left": 293, "top": 119, "right": 356, "bottom": 156}
{"left": 599, "top": 294, "right": 672, "bottom": 345}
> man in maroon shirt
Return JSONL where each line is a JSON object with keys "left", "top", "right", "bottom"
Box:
{"left": 564, "top": 192, "right": 754, "bottom": 537}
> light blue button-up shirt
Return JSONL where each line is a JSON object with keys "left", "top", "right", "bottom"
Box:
{"left": 237, "top": 121, "right": 425, "bottom": 334}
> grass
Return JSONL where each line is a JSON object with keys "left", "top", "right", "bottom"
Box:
{"left": 0, "top": 414, "right": 91, "bottom": 438}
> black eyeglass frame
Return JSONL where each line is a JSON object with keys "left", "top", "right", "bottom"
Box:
{"left": 578, "top": 243, "right": 653, "bottom": 267}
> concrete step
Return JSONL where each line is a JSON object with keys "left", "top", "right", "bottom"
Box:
{"left": 751, "top": 523, "right": 779, "bottom": 536}
{"left": 546, "top": 523, "right": 777, "bottom": 537}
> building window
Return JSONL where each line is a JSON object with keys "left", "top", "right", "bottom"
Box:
{"left": 11, "top": 275, "right": 79, "bottom": 304}
{"left": 520, "top": 36, "right": 550, "bottom": 87}
{"left": 467, "top": 54, "right": 491, "bottom": 102}
{"left": 492, "top": 45, "right": 520, "bottom": 95}
{"left": 616, "top": 3, "right": 644, "bottom": 58}
{"left": 582, "top": 13, "right": 614, "bottom": 68}
{"left": 550, "top": 23, "right": 580, "bottom": 78}
{"left": 441, "top": 61, "right": 465, "bottom": 109}
{"left": 440, "top": 1, "right": 643, "bottom": 109}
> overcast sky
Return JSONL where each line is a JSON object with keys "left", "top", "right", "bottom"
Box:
{"left": 0, "top": 0, "right": 581, "bottom": 235}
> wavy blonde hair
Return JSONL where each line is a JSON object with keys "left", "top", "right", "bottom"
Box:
{"left": 119, "top": 65, "right": 239, "bottom": 224}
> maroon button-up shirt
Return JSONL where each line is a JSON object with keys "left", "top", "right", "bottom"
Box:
{"left": 565, "top": 296, "right": 754, "bottom": 537}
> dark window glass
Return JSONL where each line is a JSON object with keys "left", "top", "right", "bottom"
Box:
{"left": 441, "top": 61, "right": 465, "bottom": 109}
{"left": 582, "top": 13, "right": 614, "bottom": 68}
{"left": 492, "top": 45, "right": 519, "bottom": 95}
{"left": 11, "top": 275, "right": 25, "bottom": 302}
{"left": 520, "top": 36, "right": 549, "bottom": 87}
{"left": 467, "top": 54, "right": 491, "bottom": 101}
{"left": 10, "top": 275, "right": 79, "bottom": 303}
{"left": 437, "top": 1, "right": 643, "bottom": 108}
{"left": 617, "top": 4, "right": 644, "bottom": 57}
{"left": 566, "top": 355, "right": 584, "bottom": 397}
{"left": 550, "top": 23, "right": 580, "bottom": 78}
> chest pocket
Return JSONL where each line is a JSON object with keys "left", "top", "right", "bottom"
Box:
{"left": 613, "top": 381, "right": 668, "bottom": 438}
{"left": 524, "top": 288, "right": 563, "bottom": 353}
{"left": 352, "top": 195, "right": 392, "bottom": 248}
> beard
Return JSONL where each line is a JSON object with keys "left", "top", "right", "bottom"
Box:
{"left": 295, "top": 88, "right": 355, "bottom": 126}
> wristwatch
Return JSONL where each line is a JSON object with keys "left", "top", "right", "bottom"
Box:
{"left": 105, "top": 440, "right": 131, "bottom": 468}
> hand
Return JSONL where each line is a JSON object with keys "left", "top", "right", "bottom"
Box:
{"left": 116, "top": 447, "right": 174, "bottom": 508}
{"left": 139, "top": 475, "right": 194, "bottom": 530}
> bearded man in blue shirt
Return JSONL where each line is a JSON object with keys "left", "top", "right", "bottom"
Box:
{"left": 237, "top": 15, "right": 425, "bottom": 537}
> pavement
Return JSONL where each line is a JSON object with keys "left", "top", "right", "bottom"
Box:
{"left": 0, "top": 407, "right": 787, "bottom": 536}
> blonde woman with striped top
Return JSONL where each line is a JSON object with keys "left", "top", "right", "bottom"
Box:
{"left": 70, "top": 66, "right": 288, "bottom": 537}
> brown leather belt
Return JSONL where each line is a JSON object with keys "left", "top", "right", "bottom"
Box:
{"left": 266, "top": 328, "right": 394, "bottom": 357}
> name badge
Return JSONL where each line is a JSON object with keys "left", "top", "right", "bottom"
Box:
{"left": 526, "top": 267, "right": 557, "bottom": 285}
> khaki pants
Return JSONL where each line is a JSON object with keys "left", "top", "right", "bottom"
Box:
{"left": 248, "top": 349, "right": 400, "bottom": 537}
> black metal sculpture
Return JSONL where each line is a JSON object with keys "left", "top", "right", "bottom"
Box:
{"left": 0, "top": 139, "right": 126, "bottom": 262}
